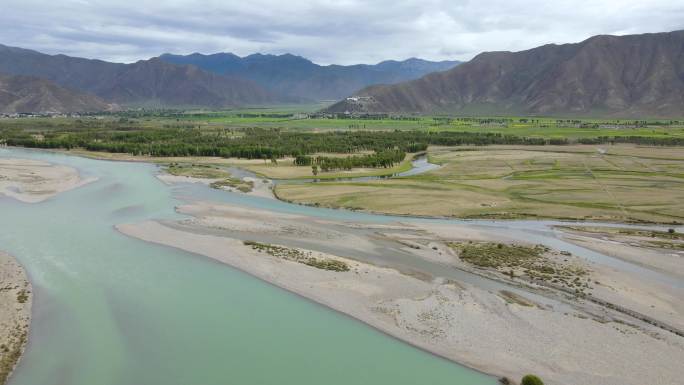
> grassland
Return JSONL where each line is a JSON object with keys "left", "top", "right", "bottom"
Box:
{"left": 275, "top": 144, "right": 684, "bottom": 223}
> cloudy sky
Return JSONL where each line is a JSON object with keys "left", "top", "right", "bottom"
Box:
{"left": 2, "top": 0, "right": 684, "bottom": 65}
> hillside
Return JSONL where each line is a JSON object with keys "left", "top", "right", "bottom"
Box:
{"left": 159, "top": 53, "right": 460, "bottom": 101}
{"left": 0, "top": 74, "right": 114, "bottom": 114}
{"left": 0, "top": 45, "right": 280, "bottom": 109}
{"left": 327, "top": 30, "right": 684, "bottom": 118}
{"left": 94, "top": 58, "right": 276, "bottom": 108}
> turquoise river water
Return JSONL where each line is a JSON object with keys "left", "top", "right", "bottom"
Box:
{"left": 0, "top": 147, "right": 496, "bottom": 385}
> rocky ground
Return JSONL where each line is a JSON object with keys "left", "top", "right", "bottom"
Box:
{"left": 0, "top": 252, "right": 31, "bottom": 385}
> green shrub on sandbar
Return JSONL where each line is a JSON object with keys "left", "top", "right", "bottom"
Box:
{"left": 243, "top": 241, "right": 349, "bottom": 272}
{"left": 521, "top": 374, "right": 544, "bottom": 385}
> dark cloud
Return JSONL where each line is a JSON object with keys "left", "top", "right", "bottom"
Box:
{"left": 2, "top": 0, "right": 683, "bottom": 64}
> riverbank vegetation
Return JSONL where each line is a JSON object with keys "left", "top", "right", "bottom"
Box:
{"left": 165, "top": 163, "right": 231, "bottom": 179}
{"left": 210, "top": 178, "right": 254, "bottom": 193}
{"left": 0, "top": 324, "right": 27, "bottom": 385}
{"left": 294, "top": 149, "right": 406, "bottom": 171}
{"left": 449, "top": 241, "right": 591, "bottom": 294}
{"left": 243, "top": 241, "right": 350, "bottom": 271}
{"left": 520, "top": 374, "right": 544, "bottom": 385}
{"left": 244, "top": 153, "right": 414, "bottom": 179}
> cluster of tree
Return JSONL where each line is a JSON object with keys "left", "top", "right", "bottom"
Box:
{"left": 3, "top": 126, "right": 683, "bottom": 161}
{"left": 452, "top": 117, "right": 517, "bottom": 124}
{"left": 236, "top": 113, "right": 293, "bottom": 118}
{"left": 577, "top": 136, "right": 684, "bottom": 146}
{"left": 3, "top": 128, "right": 528, "bottom": 159}
{"left": 347, "top": 124, "right": 366, "bottom": 129}
{"left": 432, "top": 117, "right": 453, "bottom": 124}
{"left": 294, "top": 149, "right": 405, "bottom": 171}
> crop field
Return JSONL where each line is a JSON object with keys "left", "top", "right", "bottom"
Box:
{"left": 3, "top": 108, "right": 684, "bottom": 140}
{"left": 146, "top": 113, "right": 684, "bottom": 139}
{"left": 275, "top": 144, "right": 684, "bottom": 223}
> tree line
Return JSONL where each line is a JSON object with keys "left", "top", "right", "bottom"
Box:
{"left": 2, "top": 127, "right": 683, "bottom": 161}
{"left": 0, "top": 128, "right": 536, "bottom": 159}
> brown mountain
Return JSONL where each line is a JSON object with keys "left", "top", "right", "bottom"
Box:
{"left": 0, "top": 73, "right": 114, "bottom": 114}
{"left": 0, "top": 45, "right": 280, "bottom": 108}
{"left": 327, "top": 30, "right": 684, "bottom": 118}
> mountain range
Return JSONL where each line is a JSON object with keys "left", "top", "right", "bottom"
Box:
{"left": 327, "top": 30, "right": 684, "bottom": 118}
{"left": 0, "top": 45, "right": 278, "bottom": 110}
{"left": 0, "top": 44, "right": 458, "bottom": 113}
{"left": 2, "top": 30, "right": 684, "bottom": 117}
{"left": 159, "top": 53, "right": 460, "bottom": 101}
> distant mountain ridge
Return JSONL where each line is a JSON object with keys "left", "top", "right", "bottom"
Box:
{"left": 0, "top": 73, "right": 115, "bottom": 114}
{"left": 0, "top": 44, "right": 281, "bottom": 110}
{"left": 159, "top": 52, "right": 460, "bottom": 101}
{"left": 0, "top": 44, "right": 459, "bottom": 112}
{"left": 327, "top": 30, "right": 684, "bottom": 118}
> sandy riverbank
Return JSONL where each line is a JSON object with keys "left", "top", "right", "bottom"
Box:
{"left": 118, "top": 201, "right": 684, "bottom": 385}
{"left": 556, "top": 226, "right": 684, "bottom": 279}
{"left": 0, "top": 158, "right": 96, "bottom": 203}
{"left": 0, "top": 252, "right": 31, "bottom": 385}
{"left": 156, "top": 173, "right": 275, "bottom": 199}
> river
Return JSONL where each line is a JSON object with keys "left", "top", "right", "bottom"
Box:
{"left": 0, "top": 147, "right": 496, "bottom": 385}
{"left": 2, "top": 147, "right": 682, "bottom": 385}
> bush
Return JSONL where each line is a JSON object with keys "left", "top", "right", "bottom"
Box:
{"left": 668, "top": 228, "right": 676, "bottom": 234}
{"left": 521, "top": 374, "right": 544, "bottom": 385}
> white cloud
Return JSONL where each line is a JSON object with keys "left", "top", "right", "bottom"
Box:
{"left": 1, "top": 0, "right": 683, "bottom": 64}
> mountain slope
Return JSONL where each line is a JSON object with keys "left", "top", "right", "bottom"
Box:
{"left": 327, "top": 30, "right": 684, "bottom": 117}
{"left": 94, "top": 58, "right": 276, "bottom": 108}
{"left": 159, "top": 53, "right": 460, "bottom": 101}
{"left": 0, "top": 74, "right": 114, "bottom": 114}
{"left": 0, "top": 45, "right": 280, "bottom": 108}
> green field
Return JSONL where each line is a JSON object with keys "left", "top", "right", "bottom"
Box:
{"left": 275, "top": 144, "right": 684, "bottom": 223}
{"left": 3, "top": 108, "right": 683, "bottom": 140}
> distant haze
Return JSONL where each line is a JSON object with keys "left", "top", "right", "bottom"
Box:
{"left": 1, "top": 0, "right": 683, "bottom": 65}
